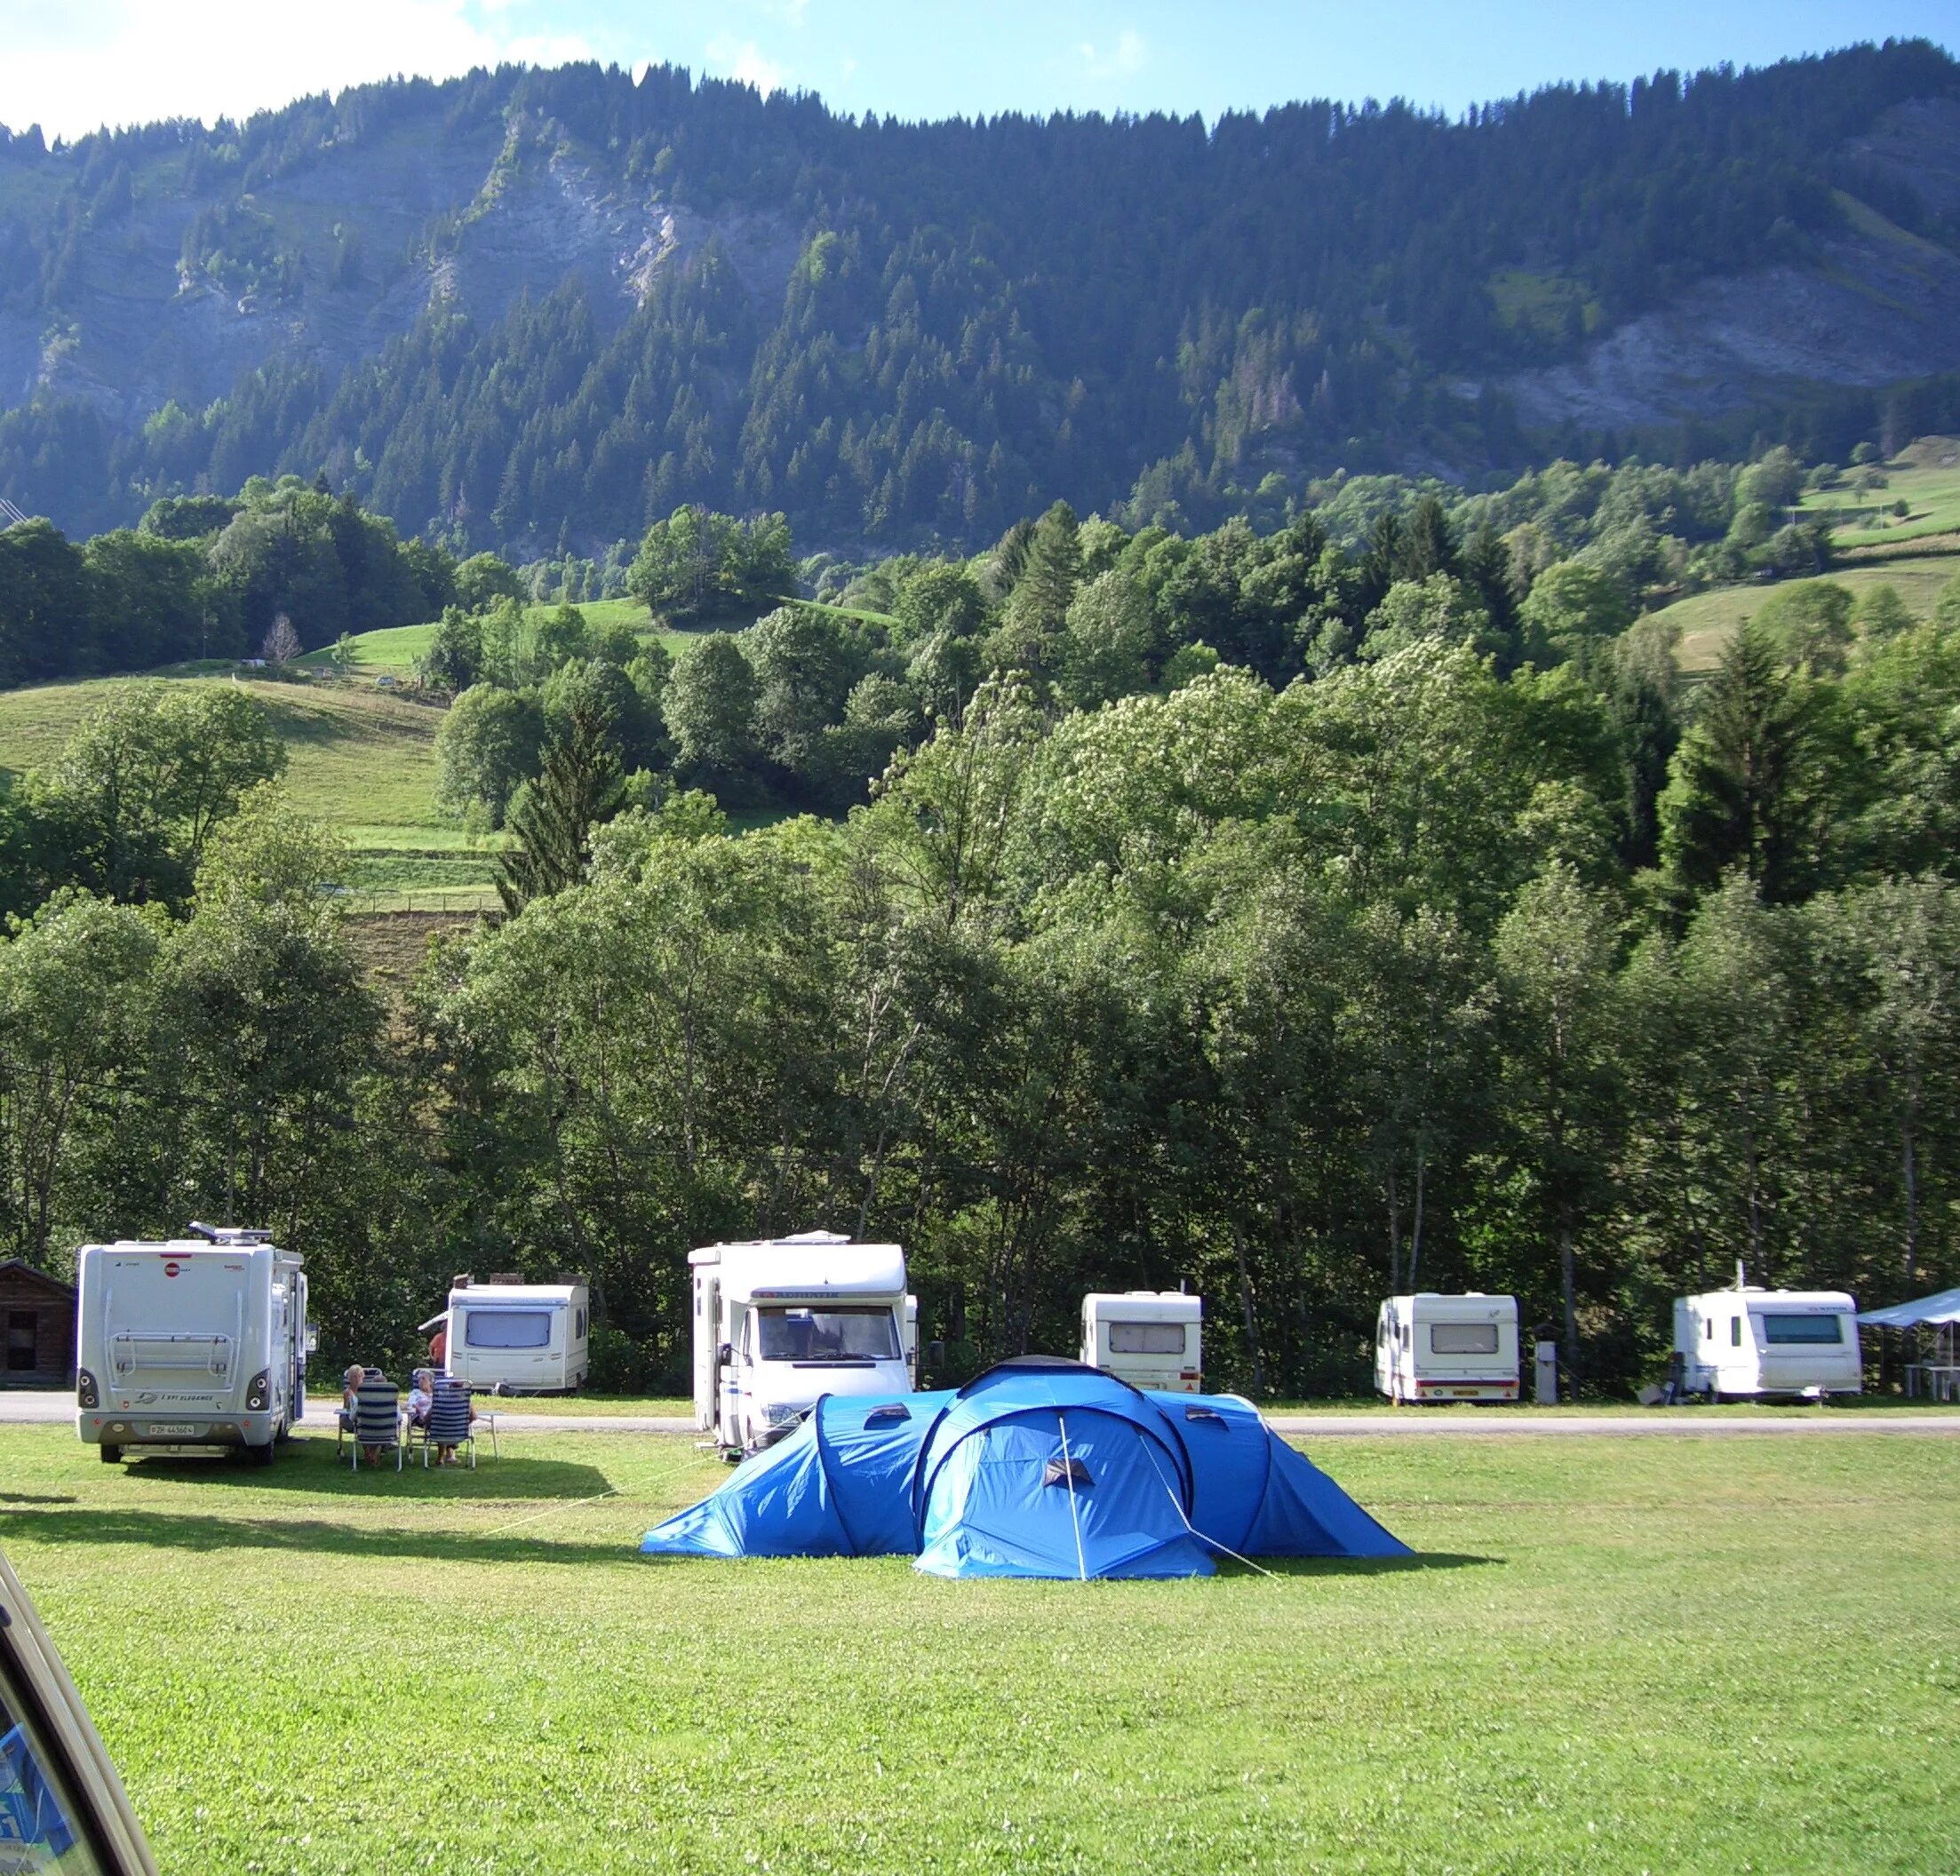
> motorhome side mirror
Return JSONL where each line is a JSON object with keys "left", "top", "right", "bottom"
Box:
{"left": 717, "top": 1342, "right": 734, "bottom": 1367}
{"left": 927, "top": 1339, "right": 945, "bottom": 1370}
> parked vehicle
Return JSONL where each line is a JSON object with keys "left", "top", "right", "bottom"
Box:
{"left": 690, "top": 1232, "right": 912, "bottom": 1458}
{"left": 1375, "top": 1293, "right": 1520, "bottom": 1403}
{"left": 75, "top": 1226, "right": 310, "bottom": 1465}
{"left": 0, "top": 1547, "right": 157, "bottom": 1873}
{"left": 426, "top": 1276, "right": 589, "bottom": 1395}
{"left": 1674, "top": 1272, "right": 1861, "bottom": 1399}
{"left": 1080, "top": 1292, "right": 1203, "bottom": 1393}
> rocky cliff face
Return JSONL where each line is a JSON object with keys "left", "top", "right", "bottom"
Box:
{"left": 1501, "top": 98, "right": 1960, "bottom": 435}
{"left": 0, "top": 104, "right": 801, "bottom": 424}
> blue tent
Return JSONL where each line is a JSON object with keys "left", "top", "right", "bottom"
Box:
{"left": 641, "top": 1360, "right": 1409, "bottom": 1579}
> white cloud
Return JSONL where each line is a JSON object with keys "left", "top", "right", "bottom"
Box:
{"left": 704, "top": 34, "right": 787, "bottom": 99}
{"left": 0, "top": 1, "right": 596, "bottom": 140}
{"left": 1078, "top": 28, "right": 1148, "bottom": 83}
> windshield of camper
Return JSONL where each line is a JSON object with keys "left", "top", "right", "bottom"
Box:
{"left": 1757, "top": 1312, "right": 1845, "bottom": 1345}
{"left": 464, "top": 1309, "right": 552, "bottom": 1348}
{"left": 756, "top": 1308, "right": 899, "bottom": 1363}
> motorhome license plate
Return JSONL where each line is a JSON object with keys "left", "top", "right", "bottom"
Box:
{"left": 144, "top": 1422, "right": 197, "bottom": 1435}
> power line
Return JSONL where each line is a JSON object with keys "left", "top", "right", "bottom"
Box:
{"left": 0, "top": 497, "right": 28, "bottom": 528}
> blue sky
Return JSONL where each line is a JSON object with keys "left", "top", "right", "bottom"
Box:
{"left": 3, "top": 1, "right": 1955, "bottom": 140}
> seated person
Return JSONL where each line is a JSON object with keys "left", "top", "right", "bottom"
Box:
{"left": 405, "top": 1368, "right": 434, "bottom": 1430}
{"left": 338, "top": 1363, "right": 366, "bottom": 1435}
{"left": 433, "top": 1376, "right": 478, "bottom": 1464}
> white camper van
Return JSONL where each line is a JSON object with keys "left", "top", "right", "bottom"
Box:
{"left": 1080, "top": 1292, "right": 1202, "bottom": 1393}
{"left": 75, "top": 1227, "right": 310, "bottom": 1463}
{"left": 1375, "top": 1293, "right": 1520, "bottom": 1403}
{"left": 691, "top": 1232, "right": 911, "bottom": 1457}
{"left": 1674, "top": 1276, "right": 1861, "bottom": 1399}
{"left": 430, "top": 1277, "right": 590, "bottom": 1394}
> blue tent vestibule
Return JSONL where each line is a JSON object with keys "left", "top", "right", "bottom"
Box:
{"left": 641, "top": 1358, "right": 1409, "bottom": 1579}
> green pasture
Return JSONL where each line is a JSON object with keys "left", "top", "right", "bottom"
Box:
{"left": 0, "top": 675, "right": 448, "bottom": 828}
{"left": 1803, "top": 435, "right": 1960, "bottom": 549}
{"left": 1, "top": 1425, "right": 1953, "bottom": 1875}
{"left": 1651, "top": 554, "right": 1959, "bottom": 672}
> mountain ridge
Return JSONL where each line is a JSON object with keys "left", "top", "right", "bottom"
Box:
{"left": 2, "top": 42, "right": 1958, "bottom": 553}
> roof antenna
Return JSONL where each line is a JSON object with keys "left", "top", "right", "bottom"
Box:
{"left": 1736, "top": 1259, "right": 1748, "bottom": 1292}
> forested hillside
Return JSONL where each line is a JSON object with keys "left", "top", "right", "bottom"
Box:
{"left": 3, "top": 41, "right": 1959, "bottom": 554}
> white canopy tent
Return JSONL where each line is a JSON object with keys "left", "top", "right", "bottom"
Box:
{"left": 1859, "top": 1287, "right": 1960, "bottom": 1397}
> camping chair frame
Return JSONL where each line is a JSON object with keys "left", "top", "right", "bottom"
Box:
{"left": 335, "top": 1367, "right": 388, "bottom": 1458}
{"left": 413, "top": 1379, "right": 495, "bottom": 1467}
{"left": 349, "top": 1379, "right": 403, "bottom": 1472}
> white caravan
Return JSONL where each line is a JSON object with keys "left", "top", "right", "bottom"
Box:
{"left": 75, "top": 1226, "right": 310, "bottom": 1464}
{"left": 1674, "top": 1276, "right": 1861, "bottom": 1399}
{"left": 433, "top": 1277, "right": 590, "bottom": 1394}
{"left": 691, "top": 1232, "right": 911, "bottom": 1457}
{"left": 1375, "top": 1293, "right": 1520, "bottom": 1403}
{"left": 1080, "top": 1292, "right": 1202, "bottom": 1393}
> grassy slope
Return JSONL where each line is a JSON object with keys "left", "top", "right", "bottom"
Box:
{"left": 294, "top": 597, "right": 790, "bottom": 677}
{"left": 1800, "top": 435, "right": 1960, "bottom": 548}
{"left": 1654, "top": 554, "right": 1957, "bottom": 673}
{"left": 0, "top": 674, "right": 500, "bottom": 910}
{"left": 0, "top": 1426, "right": 1951, "bottom": 1875}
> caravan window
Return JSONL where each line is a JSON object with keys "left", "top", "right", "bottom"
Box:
{"left": 1430, "top": 1322, "right": 1499, "bottom": 1355}
{"left": 1760, "top": 1314, "right": 1844, "bottom": 1345}
{"left": 1109, "top": 1322, "right": 1186, "bottom": 1355}
{"left": 1730, "top": 1317, "right": 1741, "bottom": 1347}
{"left": 757, "top": 1308, "right": 899, "bottom": 1363}
{"left": 464, "top": 1310, "right": 552, "bottom": 1349}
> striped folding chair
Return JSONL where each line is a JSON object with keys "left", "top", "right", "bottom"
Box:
{"left": 420, "top": 1378, "right": 482, "bottom": 1469}
{"left": 350, "top": 1379, "right": 402, "bottom": 1472}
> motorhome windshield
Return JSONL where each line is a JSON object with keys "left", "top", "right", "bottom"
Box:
{"left": 465, "top": 1309, "right": 552, "bottom": 1348}
{"left": 756, "top": 1307, "right": 899, "bottom": 1363}
{"left": 1757, "top": 1312, "right": 1845, "bottom": 1345}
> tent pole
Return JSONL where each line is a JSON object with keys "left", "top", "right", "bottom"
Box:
{"left": 1056, "top": 1414, "right": 1088, "bottom": 1583}
{"left": 1137, "top": 1436, "right": 1276, "bottom": 1578}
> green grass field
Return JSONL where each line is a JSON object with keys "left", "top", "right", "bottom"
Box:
{"left": 0, "top": 674, "right": 505, "bottom": 910}
{"left": 1, "top": 1425, "right": 1953, "bottom": 1874}
{"left": 1652, "top": 554, "right": 1959, "bottom": 672}
{"left": 1802, "top": 436, "right": 1960, "bottom": 549}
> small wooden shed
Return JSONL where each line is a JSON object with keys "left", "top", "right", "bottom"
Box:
{"left": 0, "top": 1260, "right": 76, "bottom": 1388}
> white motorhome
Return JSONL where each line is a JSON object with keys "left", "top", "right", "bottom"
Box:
{"left": 1080, "top": 1292, "right": 1202, "bottom": 1393}
{"left": 1674, "top": 1276, "right": 1861, "bottom": 1399}
{"left": 1375, "top": 1293, "right": 1520, "bottom": 1403}
{"left": 75, "top": 1227, "right": 310, "bottom": 1464}
{"left": 430, "top": 1277, "right": 590, "bottom": 1394}
{"left": 691, "top": 1232, "right": 911, "bottom": 1457}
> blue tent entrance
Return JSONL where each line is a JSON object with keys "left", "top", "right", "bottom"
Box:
{"left": 641, "top": 1360, "right": 1409, "bottom": 1578}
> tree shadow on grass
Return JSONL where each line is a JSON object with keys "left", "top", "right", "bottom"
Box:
{"left": 7, "top": 1503, "right": 638, "bottom": 1568}
{"left": 115, "top": 1442, "right": 611, "bottom": 1504}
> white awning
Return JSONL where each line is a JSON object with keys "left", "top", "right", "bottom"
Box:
{"left": 1859, "top": 1286, "right": 1960, "bottom": 1328}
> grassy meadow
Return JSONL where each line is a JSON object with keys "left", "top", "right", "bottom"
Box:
{"left": 1, "top": 1424, "right": 1954, "bottom": 1875}
{"left": 1653, "top": 552, "right": 1957, "bottom": 673}
{"left": 1800, "top": 435, "right": 1960, "bottom": 550}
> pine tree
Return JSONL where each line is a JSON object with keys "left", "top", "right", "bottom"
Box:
{"left": 496, "top": 695, "right": 625, "bottom": 915}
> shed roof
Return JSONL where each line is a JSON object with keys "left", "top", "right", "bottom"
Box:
{"left": 0, "top": 1260, "right": 76, "bottom": 1302}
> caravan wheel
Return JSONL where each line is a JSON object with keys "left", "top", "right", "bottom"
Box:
{"left": 245, "top": 1441, "right": 276, "bottom": 1467}
{"left": 97, "top": 1443, "right": 122, "bottom": 1465}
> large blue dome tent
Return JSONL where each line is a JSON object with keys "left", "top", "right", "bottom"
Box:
{"left": 640, "top": 1359, "right": 1409, "bottom": 1579}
